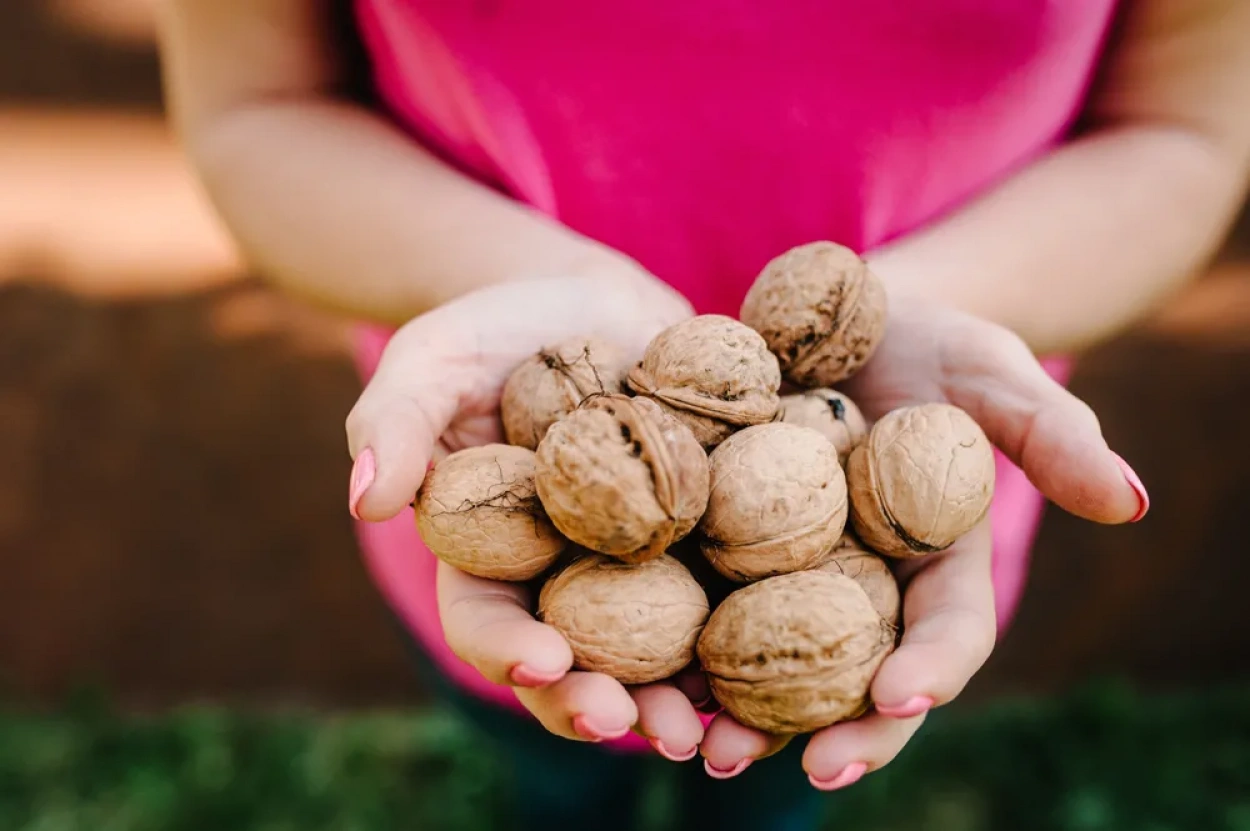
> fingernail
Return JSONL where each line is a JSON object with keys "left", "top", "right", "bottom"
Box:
{"left": 808, "top": 762, "right": 867, "bottom": 792}
{"left": 649, "top": 738, "right": 698, "bottom": 762}
{"left": 875, "top": 695, "right": 933, "bottom": 719}
{"left": 572, "top": 714, "right": 630, "bottom": 742}
{"left": 1112, "top": 453, "right": 1149, "bottom": 522}
{"left": 509, "top": 664, "right": 563, "bottom": 687}
{"left": 703, "top": 757, "right": 752, "bottom": 779}
{"left": 348, "top": 448, "right": 376, "bottom": 520}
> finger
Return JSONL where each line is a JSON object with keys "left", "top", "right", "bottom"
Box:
{"left": 944, "top": 326, "right": 1148, "bottom": 524}
{"left": 870, "top": 521, "right": 996, "bottom": 715}
{"left": 630, "top": 684, "right": 705, "bottom": 761}
{"left": 673, "top": 665, "right": 712, "bottom": 708}
{"left": 345, "top": 315, "right": 474, "bottom": 521}
{"left": 698, "top": 711, "right": 792, "bottom": 779}
{"left": 803, "top": 711, "right": 926, "bottom": 790}
{"left": 515, "top": 671, "right": 639, "bottom": 742}
{"left": 436, "top": 561, "right": 573, "bottom": 687}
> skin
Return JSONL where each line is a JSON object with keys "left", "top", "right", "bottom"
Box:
{"left": 159, "top": 0, "right": 1250, "bottom": 788}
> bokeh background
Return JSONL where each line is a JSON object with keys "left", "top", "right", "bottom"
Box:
{"left": 1, "top": 2, "right": 1248, "bottom": 829}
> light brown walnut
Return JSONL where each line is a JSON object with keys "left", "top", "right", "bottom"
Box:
{"left": 816, "top": 534, "right": 902, "bottom": 628}
{"left": 847, "top": 403, "right": 995, "bottom": 558}
{"left": 538, "top": 552, "right": 710, "bottom": 685}
{"left": 534, "top": 394, "right": 710, "bottom": 563}
{"left": 697, "top": 570, "right": 895, "bottom": 734}
{"left": 775, "top": 388, "right": 869, "bottom": 466}
{"left": 740, "top": 241, "right": 887, "bottom": 387}
{"left": 414, "top": 444, "right": 567, "bottom": 581}
{"left": 698, "top": 423, "right": 847, "bottom": 582}
{"left": 626, "top": 314, "right": 781, "bottom": 449}
{"left": 501, "top": 337, "right": 629, "bottom": 450}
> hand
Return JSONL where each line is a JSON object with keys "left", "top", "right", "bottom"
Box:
{"left": 697, "top": 292, "right": 1150, "bottom": 786}
{"left": 345, "top": 267, "right": 714, "bottom": 757}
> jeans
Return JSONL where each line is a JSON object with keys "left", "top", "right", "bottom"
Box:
{"left": 399, "top": 622, "right": 831, "bottom": 831}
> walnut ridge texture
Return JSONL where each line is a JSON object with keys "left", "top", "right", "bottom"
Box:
{"left": 697, "top": 570, "right": 895, "bottom": 734}
{"left": 626, "top": 315, "right": 782, "bottom": 448}
{"left": 698, "top": 423, "right": 848, "bottom": 582}
{"left": 533, "top": 394, "right": 710, "bottom": 563}
{"left": 847, "top": 403, "right": 996, "bottom": 558}
{"left": 817, "top": 534, "right": 902, "bottom": 628}
{"left": 501, "top": 336, "right": 629, "bottom": 450}
{"left": 538, "top": 552, "right": 710, "bottom": 685}
{"left": 775, "top": 388, "right": 869, "bottom": 465}
{"left": 414, "top": 444, "right": 567, "bottom": 581}
{"left": 740, "top": 241, "right": 887, "bottom": 387}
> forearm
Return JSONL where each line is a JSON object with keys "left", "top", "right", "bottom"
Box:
{"left": 182, "top": 98, "right": 640, "bottom": 324}
{"left": 867, "top": 124, "right": 1247, "bottom": 356}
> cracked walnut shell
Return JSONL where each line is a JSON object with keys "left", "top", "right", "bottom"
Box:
{"left": 740, "top": 241, "right": 887, "bottom": 387}
{"left": 775, "top": 388, "right": 869, "bottom": 466}
{"left": 697, "top": 570, "right": 895, "bottom": 734}
{"left": 817, "top": 534, "right": 902, "bottom": 628}
{"left": 699, "top": 423, "right": 847, "bottom": 582}
{"left": 414, "top": 444, "right": 567, "bottom": 581}
{"left": 534, "top": 394, "right": 710, "bottom": 563}
{"left": 538, "top": 552, "right": 709, "bottom": 685}
{"left": 847, "top": 403, "right": 995, "bottom": 558}
{"left": 626, "top": 315, "right": 781, "bottom": 448}
{"left": 501, "top": 336, "right": 629, "bottom": 450}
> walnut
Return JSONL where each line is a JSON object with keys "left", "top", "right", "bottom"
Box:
{"left": 626, "top": 314, "right": 781, "bottom": 449}
{"left": 775, "top": 388, "right": 869, "bottom": 466}
{"left": 847, "top": 403, "right": 995, "bottom": 558}
{"left": 697, "top": 570, "right": 894, "bottom": 734}
{"left": 538, "top": 551, "right": 710, "bottom": 685}
{"left": 534, "top": 394, "right": 710, "bottom": 563}
{"left": 698, "top": 423, "right": 847, "bottom": 583}
{"left": 414, "top": 444, "right": 567, "bottom": 581}
{"left": 817, "top": 534, "right": 902, "bottom": 628}
{"left": 501, "top": 336, "right": 629, "bottom": 450}
{"left": 740, "top": 241, "right": 887, "bottom": 387}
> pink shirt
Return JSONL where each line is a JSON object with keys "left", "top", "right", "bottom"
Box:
{"left": 350, "top": 0, "right": 1119, "bottom": 752}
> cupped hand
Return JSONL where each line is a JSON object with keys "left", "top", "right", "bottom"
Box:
{"left": 698, "top": 292, "right": 1150, "bottom": 787}
{"left": 345, "top": 268, "right": 710, "bottom": 758}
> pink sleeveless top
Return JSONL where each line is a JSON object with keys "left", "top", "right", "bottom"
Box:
{"left": 350, "top": 0, "right": 1119, "bottom": 752}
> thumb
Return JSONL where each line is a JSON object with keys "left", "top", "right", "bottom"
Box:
{"left": 946, "top": 329, "right": 1148, "bottom": 525}
{"left": 345, "top": 314, "right": 473, "bottom": 522}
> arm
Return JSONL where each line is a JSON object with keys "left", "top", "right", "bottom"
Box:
{"left": 865, "top": 0, "right": 1250, "bottom": 356}
{"left": 155, "top": 0, "right": 651, "bottom": 325}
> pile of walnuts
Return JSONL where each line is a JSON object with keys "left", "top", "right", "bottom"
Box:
{"left": 415, "top": 241, "right": 996, "bottom": 736}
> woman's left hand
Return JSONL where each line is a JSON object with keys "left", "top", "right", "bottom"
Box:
{"left": 696, "top": 291, "right": 1149, "bottom": 788}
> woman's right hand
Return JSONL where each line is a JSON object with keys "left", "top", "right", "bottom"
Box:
{"left": 345, "top": 265, "right": 710, "bottom": 759}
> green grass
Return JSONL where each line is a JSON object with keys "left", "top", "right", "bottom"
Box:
{"left": 1, "top": 679, "right": 1247, "bottom": 831}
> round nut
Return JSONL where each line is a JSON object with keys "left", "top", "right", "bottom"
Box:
{"left": 740, "top": 241, "right": 887, "bottom": 386}
{"left": 538, "top": 552, "right": 709, "bottom": 685}
{"left": 697, "top": 570, "right": 894, "bottom": 734}
{"left": 816, "top": 534, "right": 902, "bottom": 628}
{"left": 414, "top": 444, "right": 566, "bottom": 581}
{"left": 847, "top": 403, "right": 996, "bottom": 558}
{"left": 699, "top": 423, "right": 847, "bottom": 582}
{"left": 501, "top": 337, "right": 629, "bottom": 450}
{"left": 626, "top": 314, "right": 781, "bottom": 449}
{"left": 775, "top": 388, "right": 869, "bottom": 466}
{"left": 534, "top": 394, "right": 710, "bottom": 563}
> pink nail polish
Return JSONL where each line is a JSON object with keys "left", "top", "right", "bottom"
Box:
{"left": 649, "top": 738, "right": 698, "bottom": 762}
{"left": 703, "top": 757, "right": 752, "bottom": 779}
{"left": 808, "top": 762, "right": 867, "bottom": 792}
{"left": 509, "top": 665, "right": 563, "bottom": 687}
{"left": 875, "top": 695, "right": 933, "bottom": 719}
{"left": 572, "top": 714, "right": 630, "bottom": 742}
{"left": 1112, "top": 453, "right": 1149, "bottom": 522}
{"left": 348, "top": 449, "right": 376, "bottom": 520}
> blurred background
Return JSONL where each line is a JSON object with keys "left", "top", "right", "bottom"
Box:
{"left": 1, "top": 2, "right": 1247, "bottom": 829}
